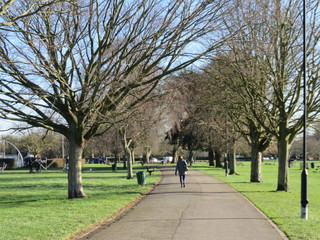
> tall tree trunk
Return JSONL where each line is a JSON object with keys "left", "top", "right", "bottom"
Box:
{"left": 228, "top": 138, "right": 238, "bottom": 175}
{"left": 277, "top": 132, "right": 290, "bottom": 191}
{"left": 172, "top": 145, "right": 179, "bottom": 163}
{"left": 114, "top": 152, "right": 119, "bottom": 166}
{"left": 119, "top": 129, "right": 133, "bottom": 178}
{"left": 250, "top": 140, "right": 263, "bottom": 182}
{"left": 142, "top": 153, "right": 147, "bottom": 165}
{"left": 126, "top": 150, "right": 133, "bottom": 179}
{"left": 131, "top": 149, "right": 135, "bottom": 165}
{"left": 250, "top": 145, "right": 263, "bottom": 182}
{"left": 117, "top": 154, "right": 121, "bottom": 164}
{"left": 215, "top": 149, "right": 223, "bottom": 168}
{"left": 122, "top": 155, "right": 127, "bottom": 169}
{"left": 250, "top": 133, "right": 264, "bottom": 182}
{"left": 141, "top": 148, "right": 151, "bottom": 165}
{"left": 208, "top": 149, "right": 214, "bottom": 166}
{"left": 146, "top": 148, "right": 151, "bottom": 164}
{"left": 228, "top": 147, "right": 238, "bottom": 175}
{"left": 68, "top": 138, "right": 86, "bottom": 199}
{"left": 188, "top": 150, "right": 194, "bottom": 167}
{"left": 248, "top": 121, "right": 270, "bottom": 183}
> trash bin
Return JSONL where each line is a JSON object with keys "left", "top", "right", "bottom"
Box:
{"left": 311, "top": 162, "right": 315, "bottom": 169}
{"left": 136, "top": 171, "right": 146, "bottom": 186}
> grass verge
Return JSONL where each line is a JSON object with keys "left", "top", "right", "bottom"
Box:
{"left": 0, "top": 164, "right": 160, "bottom": 240}
{"left": 193, "top": 161, "right": 320, "bottom": 240}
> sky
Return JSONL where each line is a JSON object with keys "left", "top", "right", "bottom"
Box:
{"left": 0, "top": 119, "right": 16, "bottom": 136}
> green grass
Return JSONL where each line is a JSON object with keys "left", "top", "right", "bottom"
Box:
{"left": 0, "top": 164, "right": 160, "bottom": 240}
{"left": 2, "top": 162, "right": 319, "bottom": 240}
{"left": 193, "top": 161, "right": 320, "bottom": 240}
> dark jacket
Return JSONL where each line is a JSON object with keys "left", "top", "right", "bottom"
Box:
{"left": 175, "top": 159, "right": 188, "bottom": 175}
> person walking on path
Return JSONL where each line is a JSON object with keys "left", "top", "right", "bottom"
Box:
{"left": 175, "top": 155, "right": 188, "bottom": 187}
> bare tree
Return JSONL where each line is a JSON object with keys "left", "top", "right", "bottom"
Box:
{"left": 2, "top": 129, "right": 61, "bottom": 158}
{"left": 19, "top": 130, "right": 60, "bottom": 158}
{"left": 220, "top": 0, "right": 320, "bottom": 191}
{"left": 0, "top": 0, "right": 57, "bottom": 26}
{"left": 86, "top": 128, "right": 124, "bottom": 166}
{"left": 165, "top": 122, "right": 182, "bottom": 163}
{"left": 0, "top": 0, "right": 230, "bottom": 198}
{"left": 204, "top": 55, "right": 272, "bottom": 182}
{"left": 166, "top": 69, "right": 239, "bottom": 172}
{"left": 119, "top": 97, "right": 164, "bottom": 179}
{"left": 137, "top": 101, "right": 164, "bottom": 165}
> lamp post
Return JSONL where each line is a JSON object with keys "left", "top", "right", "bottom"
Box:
{"left": 301, "top": 0, "right": 308, "bottom": 219}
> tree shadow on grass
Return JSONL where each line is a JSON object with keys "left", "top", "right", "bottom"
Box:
{"left": 83, "top": 175, "right": 127, "bottom": 180}
{"left": 239, "top": 190, "right": 278, "bottom": 193}
{"left": 0, "top": 183, "right": 145, "bottom": 206}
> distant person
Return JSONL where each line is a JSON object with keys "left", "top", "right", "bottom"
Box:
{"left": 175, "top": 155, "right": 189, "bottom": 188}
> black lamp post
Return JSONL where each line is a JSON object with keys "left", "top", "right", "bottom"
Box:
{"left": 301, "top": 0, "right": 308, "bottom": 220}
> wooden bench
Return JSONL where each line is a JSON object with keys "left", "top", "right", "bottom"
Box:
{"left": 146, "top": 166, "right": 155, "bottom": 175}
{"left": 0, "top": 162, "right": 7, "bottom": 171}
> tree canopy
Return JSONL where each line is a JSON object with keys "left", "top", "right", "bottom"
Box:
{"left": 0, "top": 0, "right": 230, "bottom": 198}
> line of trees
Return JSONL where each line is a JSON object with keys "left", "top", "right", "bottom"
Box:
{"left": 164, "top": 0, "right": 320, "bottom": 192}
{"left": 0, "top": 0, "right": 231, "bottom": 198}
{"left": 0, "top": 0, "right": 319, "bottom": 199}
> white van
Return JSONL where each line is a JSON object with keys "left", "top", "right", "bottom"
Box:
{"left": 162, "top": 156, "right": 173, "bottom": 164}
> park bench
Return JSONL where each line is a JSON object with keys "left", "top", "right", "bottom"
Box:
{"left": 146, "top": 166, "right": 155, "bottom": 175}
{"left": 0, "top": 162, "right": 7, "bottom": 171}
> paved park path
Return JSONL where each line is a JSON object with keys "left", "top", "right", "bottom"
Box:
{"left": 81, "top": 166, "right": 288, "bottom": 240}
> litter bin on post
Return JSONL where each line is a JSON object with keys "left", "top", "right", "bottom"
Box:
{"left": 311, "top": 162, "right": 315, "bottom": 169}
{"left": 136, "top": 171, "right": 146, "bottom": 186}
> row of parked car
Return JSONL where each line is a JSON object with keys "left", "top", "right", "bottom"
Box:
{"left": 87, "top": 156, "right": 173, "bottom": 164}
{"left": 87, "top": 157, "right": 108, "bottom": 164}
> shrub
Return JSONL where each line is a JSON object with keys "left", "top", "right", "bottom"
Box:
{"left": 48, "top": 158, "right": 85, "bottom": 168}
{"left": 48, "top": 158, "right": 65, "bottom": 168}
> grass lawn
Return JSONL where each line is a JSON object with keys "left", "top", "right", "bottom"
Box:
{"left": 0, "top": 164, "right": 160, "bottom": 240}
{"left": 193, "top": 161, "right": 320, "bottom": 240}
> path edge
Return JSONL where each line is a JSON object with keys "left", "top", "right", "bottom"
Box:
{"left": 67, "top": 172, "right": 163, "bottom": 240}
{"left": 198, "top": 170, "right": 289, "bottom": 240}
